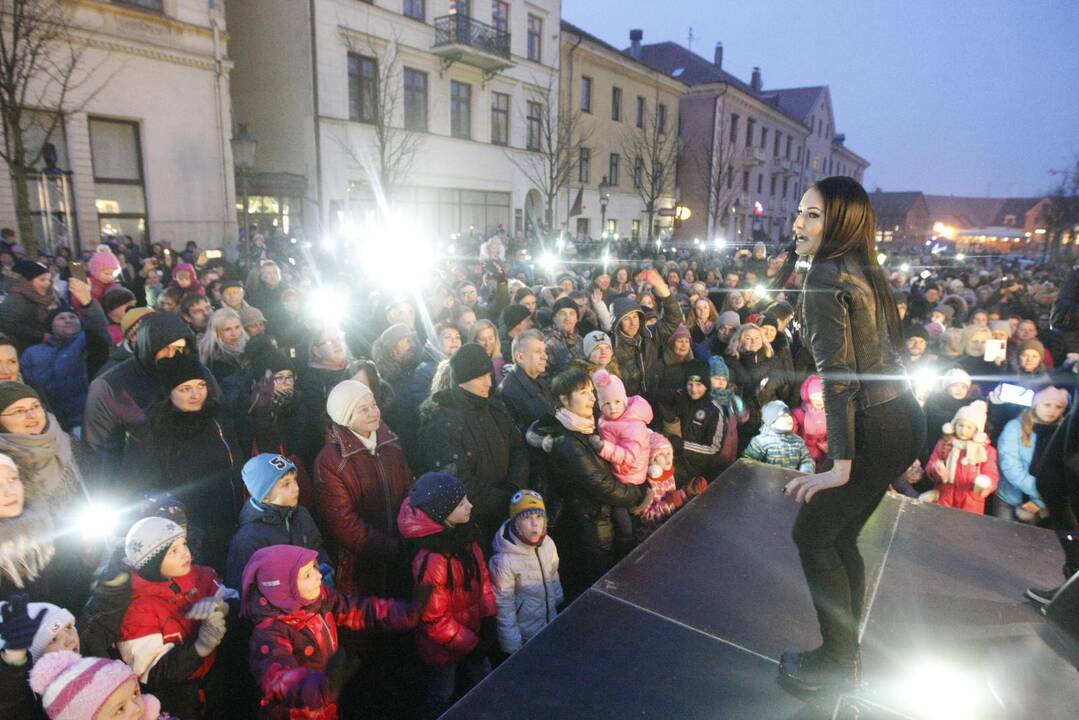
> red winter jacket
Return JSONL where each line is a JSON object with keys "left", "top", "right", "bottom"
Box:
{"left": 314, "top": 422, "right": 414, "bottom": 597}
{"left": 118, "top": 565, "right": 221, "bottom": 682}
{"left": 791, "top": 375, "right": 828, "bottom": 470}
{"left": 927, "top": 436, "right": 1000, "bottom": 514}
{"left": 397, "top": 499, "right": 496, "bottom": 666}
{"left": 248, "top": 585, "right": 415, "bottom": 720}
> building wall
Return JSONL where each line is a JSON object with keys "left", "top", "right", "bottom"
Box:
{"left": 560, "top": 29, "right": 685, "bottom": 245}
{"left": 312, "top": 0, "right": 561, "bottom": 243}
{"left": 0, "top": 0, "right": 236, "bottom": 252}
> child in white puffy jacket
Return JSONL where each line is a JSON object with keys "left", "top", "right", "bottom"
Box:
{"left": 488, "top": 491, "right": 564, "bottom": 654}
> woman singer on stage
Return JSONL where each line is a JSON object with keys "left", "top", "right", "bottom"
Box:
{"left": 777, "top": 177, "right": 924, "bottom": 694}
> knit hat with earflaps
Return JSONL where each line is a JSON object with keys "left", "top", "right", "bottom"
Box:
{"left": 124, "top": 517, "right": 185, "bottom": 581}
{"left": 943, "top": 399, "right": 988, "bottom": 438}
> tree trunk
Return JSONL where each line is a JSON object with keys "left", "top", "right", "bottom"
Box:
{"left": 10, "top": 158, "right": 39, "bottom": 258}
{"left": 646, "top": 207, "right": 656, "bottom": 242}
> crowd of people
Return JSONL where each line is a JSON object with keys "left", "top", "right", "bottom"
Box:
{"left": 0, "top": 214, "right": 1077, "bottom": 719}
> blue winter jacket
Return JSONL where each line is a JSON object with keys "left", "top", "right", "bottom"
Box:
{"left": 996, "top": 417, "right": 1046, "bottom": 508}
{"left": 20, "top": 300, "right": 110, "bottom": 430}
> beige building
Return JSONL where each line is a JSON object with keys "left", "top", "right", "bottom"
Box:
{"left": 227, "top": 0, "right": 561, "bottom": 244}
{"left": 0, "top": 0, "right": 237, "bottom": 254}
{"left": 560, "top": 22, "right": 686, "bottom": 245}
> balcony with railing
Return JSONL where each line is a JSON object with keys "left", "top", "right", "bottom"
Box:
{"left": 770, "top": 156, "right": 794, "bottom": 175}
{"left": 742, "top": 147, "right": 766, "bottom": 166}
{"left": 433, "top": 14, "right": 514, "bottom": 74}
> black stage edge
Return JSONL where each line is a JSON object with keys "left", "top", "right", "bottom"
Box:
{"left": 443, "top": 460, "right": 1079, "bottom": 719}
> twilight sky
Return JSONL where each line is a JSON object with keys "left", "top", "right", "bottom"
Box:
{"left": 562, "top": 0, "right": 1079, "bottom": 198}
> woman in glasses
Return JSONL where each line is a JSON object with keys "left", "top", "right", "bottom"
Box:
{"left": 0, "top": 382, "right": 83, "bottom": 508}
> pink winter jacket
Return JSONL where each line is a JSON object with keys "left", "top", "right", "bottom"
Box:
{"left": 597, "top": 395, "right": 654, "bottom": 485}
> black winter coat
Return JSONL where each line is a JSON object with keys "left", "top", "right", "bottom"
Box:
{"left": 612, "top": 292, "right": 685, "bottom": 396}
{"left": 727, "top": 349, "right": 787, "bottom": 439}
{"left": 419, "top": 387, "right": 529, "bottom": 535}
{"left": 526, "top": 413, "right": 649, "bottom": 591}
{"left": 496, "top": 364, "right": 557, "bottom": 432}
{"left": 0, "top": 654, "right": 45, "bottom": 720}
{"left": 225, "top": 501, "right": 325, "bottom": 590}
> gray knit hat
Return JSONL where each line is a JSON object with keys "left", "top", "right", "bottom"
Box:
{"left": 124, "top": 517, "right": 185, "bottom": 573}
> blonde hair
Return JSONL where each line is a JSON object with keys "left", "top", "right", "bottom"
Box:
{"left": 726, "top": 322, "right": 773, "bottom": 359}
{"left": 468, "top": 319, "right": 502, "bottom": 359}
{"left": 198, "top": 307, "right": 248, "bottom": 364}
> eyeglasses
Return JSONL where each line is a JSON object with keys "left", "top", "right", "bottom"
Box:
{"left": 273, "top": 373, "right": 295, "bottom": 385}
{"left": 1, "top": 402, "right": 43, "bottom": 419}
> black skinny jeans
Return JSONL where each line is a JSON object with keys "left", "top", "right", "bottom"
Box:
{"left": 792, "top": 392, "right": 924, "bottom": 661}
{"left": 1035, "top": 409, "right": 1079, "bottom": 575}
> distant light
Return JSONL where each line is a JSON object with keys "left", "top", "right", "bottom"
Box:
{"left": 539, "top": 252, "right": 557, "bottom": 274}
{"left": 693, "top": 238, "right": 701, "bottom": 245}
{"left": 73, "top": 502, "right": 118, "bottom": 540}
{"left": 925, "top": 239, "right": 933, "bottom": 246}
{"left": 955, "top": 253, "right": 966, "bottom": 261}
{"left": 714, "top": 236, "right": 727, "bottom": 250}
{"left": 290, "top": 237, "right": 298, "bottom": 244}
{"left": 900, "top": 658, "right": 988, "bottom": 719}
{"left": 556, "top": 238, "right": 565, "bottom": 251}
{"left": 308, "top": 286, "right": 348, "bottom": 326}
{"left": 899, "top": 262, "right": 910, "bottom": 272}
{"left": 877, "top": 252, "right": 887, "bottom": 264}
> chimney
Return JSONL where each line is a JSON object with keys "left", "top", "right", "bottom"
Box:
{"left": 713, "top": 41, "right": 723, "bottom": 69}
{"left": 629, "top": 29, "right": 643, "bottom": 60}
{"left": 750, "top": 66, "right": 762, "bottom": 92}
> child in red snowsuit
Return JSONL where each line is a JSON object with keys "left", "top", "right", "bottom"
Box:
{"left": 925, "top": 400, "right": 1000, "bottom": 514}
{"left": 791, "top": 375, "right": 829, "bottom": 471}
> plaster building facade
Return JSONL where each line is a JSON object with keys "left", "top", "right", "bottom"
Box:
{"left": 0, "top": 0, "right": 237, "bottom": 254}
{"left": 227, "top": 0, "right": 561, "bottom": 246}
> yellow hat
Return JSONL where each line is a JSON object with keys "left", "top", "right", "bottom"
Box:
{"left": 509, "top": 490, "right": 545, "bottom": 521}
{"left": 121, "top": 307, "right": 154, "bottom": 337}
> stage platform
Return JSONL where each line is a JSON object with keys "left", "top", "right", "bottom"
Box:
{"left": 443, "top": 460, "right": 1079, "bottom": 719}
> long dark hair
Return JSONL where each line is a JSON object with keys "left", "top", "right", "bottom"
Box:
{"left": 772, "top": 176, "right": 902, "bottom": 350}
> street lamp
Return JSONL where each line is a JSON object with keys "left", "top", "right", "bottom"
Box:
{"left": 231, "top": 124, "right": 257, "bottom": 252}
{"left": 598, "top": 176, "right": 611, "bottom": 239}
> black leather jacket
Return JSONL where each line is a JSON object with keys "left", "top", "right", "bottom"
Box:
{"left": 801, "top": 255, "right": 908, "bottom": 460}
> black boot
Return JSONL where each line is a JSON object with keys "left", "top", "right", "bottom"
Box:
{"left": 1026, "top": 532, "right": 1079, "bottom": 607}
{"left": 777, "top": 648, "right": 861, "bottom": 697}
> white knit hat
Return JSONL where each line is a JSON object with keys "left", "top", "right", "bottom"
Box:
{"left": 325, "top": 379, "right": 376, "bottom": 428}
{"left": 941, "top": 367, "right": 972, "bottom": 391}
{"left": 0, "top": 452, "right": 18, "bottom": 474}
{"left": 29, "top": 650, "right": 160, "bottom": 720}
{"left": 0, "top": 602, "right": 75, "bottom": 662}
{"left": 944, "top": 399, "right": 988, "bottom": 437}
{"left": 124, "top": 517, "right": 185, "bottom": 571}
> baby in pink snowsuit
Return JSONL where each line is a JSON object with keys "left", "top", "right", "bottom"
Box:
{"left": 592, "top": 369, "right": 653, "bottom": 485}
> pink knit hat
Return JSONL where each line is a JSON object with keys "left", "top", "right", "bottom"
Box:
{"left": 87, "top": 250, "right": 120, "bottom": 279}
{"left": 649, "top": 432, "right": 673, "bottom": 458}
{"left": 241, "top": 544, "right": 319, "bottom": 617}
{"left": 29, "top": 650, "right": 160, "bottom": 720}
{"left": 1033, "top": 386, "right": 1070, "bottom": 411}
{"left": 944, "top": 399, "right": 988, "bottom": 437}
{"left": 592, "top": 369, "right": 627, "bottom": 407}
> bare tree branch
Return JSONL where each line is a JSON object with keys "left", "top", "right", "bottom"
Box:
{"left": 620, "top": 85, "right": 679, "bottom": 241}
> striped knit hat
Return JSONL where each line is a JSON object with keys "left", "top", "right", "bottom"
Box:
{"left": 29, "top": 650, "right": 160, "bottom": 720}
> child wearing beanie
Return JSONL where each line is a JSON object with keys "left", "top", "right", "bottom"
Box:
{"left": 488, "top": 490, "right": 563, "bottom": 654}
{"left": 996, "top": 386, "right": 1069, "bottom": 523}
{"left": 0, "top": 595, "right": 81, "bottom": 720}
{"left": 924, "top": 400, "right": 1000, "bottom": 514}
{"left": 396, "top": 472, "right": 496, "bottom": 718}
{"left": 791, "top": 375, "right": 829, "bottom": 471}
{"left": 636, "top": 434, "right": 708, "bottom": 538}
{"left": 225, "top": 454, "right": 329, "bottom": 590}
{"left": 117, "top": 517, "right": 231, "bottom": 719}
{"left": 921, "top": 367, "right": 980, "bottom": 465}
{"left": 743, "top": 400, "right": 816, "bottom": 473}
{"left": 590, "top": 369, "right": 655, "bottom": 544}
{"left": 29, "top": 650, "right": 172, "bottom": 720}
{"left": 242, "top": 544, "right": 425, "bottom": 720}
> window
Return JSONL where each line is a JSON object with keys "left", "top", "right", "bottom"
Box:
{"left": 782, "top": 177, "right": 789, "bottom": 198}
{"left": 726, "top": 164, "right": 734, "bottom": 190}
{"left": 742, "top": 170, "right": 749, "bottom": 192}
{"left": 785, "top": 136, "right": 792, "bottom": 158}
{"left": 449, "top": 0, "right": 469, "bottom": 15}
{"left": 657, "top": 103, "right": 667, "bottom": 134}
{"left": 606, "top": 218, "right": 617, "bottom": 235}
{"left": 492, "top": 1, "right": 509, "bottom": 34}
{"left": 403, "top": 68, "right": 428, "bottom": 131}
{"left": 757, "top": 173, "right": 763, "bottom": 194}
{"left": 760, "top": 127, "right": 768, "bottom": 149}
{"left": 347, "top": 53, "right": 378, "bottom": 123}
{"left": 527, "top": 15, "right": 542, "bottom": 61}
{"left": 770, "top": 176, "right": 776, "bottom": 197}
{"left": 451, "top": 81, "right": 472, "bottom": 139}
{"left": 89, "top": 117, "right": 147, "bottom": 244}
{"left": 729, "top": 113, "right": 739, "bottom": 144}
{"left": 633, "top": 156, "right": 644, "bottom": 188}
{"left": 403, "top": 0, "right": 425, "bottom": 21}
{"left": 812, "top": 153, "right": 821, "bottom": 171}
{"left": 526, "top": 101, "right": 542, "bottom": 151}
{"left": 490, "top": 91, "right": 509, "bottom": 145}
{"left": 576, "top": 218, "right": 590, "bottom": 238}
{"left": 578, "top": 147, "right": 591, "bottom": 183}
{"left": 611, "top": 87, "right": 622, "bottom": 122}
{"left": 635, "top": 96, "right": 645, "bottom": 128}
{"left": 608, "top": 153, "right": 620, "bottom": 186}
{"left": 580, "top": 76, "right": 592, "bottom": 113}
{"left": 632, "top": 219, "right": 641, "bottom": 242}
{"left": 116, "top": 0, "right": 163, "bottom": 10}
{"left": 774, "top": 131, "right": 781, "bottom": 157}
{"left": 746, "top": 117, "right": 755, "bottom": 145}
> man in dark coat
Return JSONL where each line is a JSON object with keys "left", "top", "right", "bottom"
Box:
{"left": 496, "top": 329, "right": 556, "bottom": 431}
{"left": 610, "top": 268, "right": 684, "bottom": 396}
{"left": 83, "top": 312, "right": 201, "bottom": 487}
{"left": 420, "top": 343, "right": 529, "bottom": 540}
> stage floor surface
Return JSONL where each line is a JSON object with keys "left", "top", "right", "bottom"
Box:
{"left": 443, "top": 460, "right": 1079, "bottom": 719}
